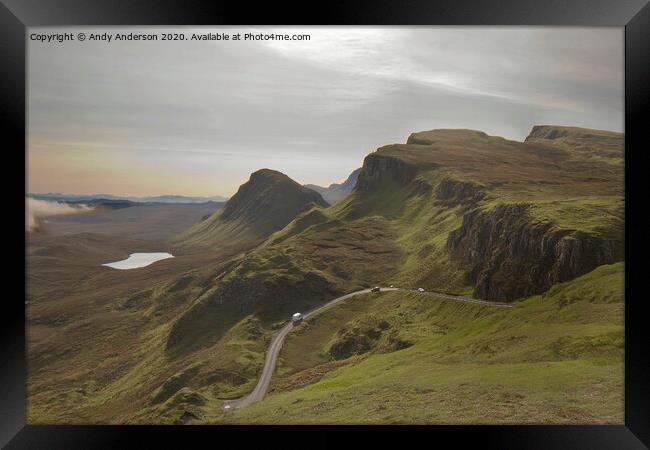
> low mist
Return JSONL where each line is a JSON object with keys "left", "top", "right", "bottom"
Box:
{"left": 26, "top": 197, "right": 94, "bottom": 232}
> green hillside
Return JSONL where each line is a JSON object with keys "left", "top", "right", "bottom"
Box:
{"left": 225, "top": 263, "right": 624, "bottom": 424}
{"left": 524, "top": 125, "right": 624, "bottom": 164}
{"left": 26, "top": 125, "right": 624, "bottom": 425}
{"left": 207, "top": 126, "right": 623, "bottom": 305}
{"left": 176, "top": 169, "right": 328, "bottom": 251}
{"left": 145, "top": 125, "right": 622, "bottom": 423}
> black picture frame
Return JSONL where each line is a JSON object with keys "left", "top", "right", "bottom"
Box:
{"left": 3, "top": 0, "right": 649, "bottom": 447}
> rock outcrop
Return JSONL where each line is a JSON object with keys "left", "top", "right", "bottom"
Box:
{"left": 355, "top": 153, "right": 418, "bottom": 192}
{"left": 447, "top": 204, "right": 623, "bottom": 301}
{"left": 435, "top": 178, "right": 485, "bottom": 203}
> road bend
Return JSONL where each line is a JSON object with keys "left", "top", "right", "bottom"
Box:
{"left": 223, "top": 287, "right": 511, "bottom": 410}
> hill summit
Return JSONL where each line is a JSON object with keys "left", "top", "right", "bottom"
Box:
{"left": 178, "top": 169, "right": 328, "bottom": 250}
{"left": 524, "top": 125, "right": 624, "bottom": 159}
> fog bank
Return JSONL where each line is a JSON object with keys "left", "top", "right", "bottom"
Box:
{"left": 26, "top": 197, "right": 93, "bottom": 232}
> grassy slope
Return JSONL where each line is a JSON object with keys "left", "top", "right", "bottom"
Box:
{"left": 524, "top": 125, "right": 624, "bottom": 164}
{"left": 176, "top": 169, "right": 328, "bottom": 251}
{"left": 225, "top": 263, "right": 624, "bottom": 424}
{"left": 26, "top": 231, "right": 271, "bottom": 424}
{"left": 26, "top": 174, "right": 467, "bottom": 424}
{"left": 155, "top": 127, "right": 623, "bottom": 421}
{"left": 526, "top": 197, "right": 624, "bottom": 240}
{"left": 251, "top": 170, "right": 472, "bottom": 295}
{"left": 26, "top": 126, "right": 624, "bottom": 424}
{"left": 228, "top": 127, "right": 624, "bottom": 301}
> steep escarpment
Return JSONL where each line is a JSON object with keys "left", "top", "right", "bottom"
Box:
{"left": 287, "top": 126, "right": 624, "bottom": 303}
{"left": 354, "top": 152, "right": 419, "bottom": 192}
{"left": 447, "top": 204, "right": 623, "bottom": 301}
{"left": 178, "top": 169, "right": 328, "bottom": 250}
{"left": 435, "top": 178, "right": 485, "bottom": 204}
{"left": 349, "top": 126, "right": 624, "bottom": 302}
{"left": 168, "top": 124, "right": 623, "bottom": 391}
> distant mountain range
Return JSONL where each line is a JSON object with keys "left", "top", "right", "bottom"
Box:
{"left": 28, "top": 193, "right": 229, "bottom": 204}
{"left": 304, "top": 168, "right": 361, "bottom": 204}
{"left": 29, "top": 170, "right": 363, "bottom": 207}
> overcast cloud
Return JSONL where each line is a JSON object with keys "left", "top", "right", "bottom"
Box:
{"left": 27, "top": 26, "right": 623, "bottom": 197}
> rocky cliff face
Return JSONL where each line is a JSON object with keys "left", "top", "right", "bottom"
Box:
{"left": 435, "top": 178, "right": 485, "bottom": 203}
{"left": 355, "top": 153, "right": 417, "bottom": 192}
{"left": 447, "top": 204, "right": 623, "bottom": 301}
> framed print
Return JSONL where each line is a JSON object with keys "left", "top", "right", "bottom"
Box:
{"left": 2, "top": 0, "right": 649, "bottom": 447}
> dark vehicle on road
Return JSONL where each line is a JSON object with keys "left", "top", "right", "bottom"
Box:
{"left": 371, "top": 286, "right": 381, "bottom": 293}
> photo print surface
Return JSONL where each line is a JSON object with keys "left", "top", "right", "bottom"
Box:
{"left": 26, "top": 26, "right": 624, "bottom": 424}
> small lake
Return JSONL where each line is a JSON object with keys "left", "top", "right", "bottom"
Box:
{"left": 102, "top": 252, "right": 174, "bottom": 269}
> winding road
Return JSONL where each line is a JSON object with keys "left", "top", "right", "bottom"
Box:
{"left": 223, "top": 287, "right": 512, "bottom": 410}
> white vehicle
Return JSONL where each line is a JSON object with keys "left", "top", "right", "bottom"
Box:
{"left": 291, "top": 312, "right": 303, "bottom": 323}
{"left": 418, "top": 288, "right": 425, "bottom": 292}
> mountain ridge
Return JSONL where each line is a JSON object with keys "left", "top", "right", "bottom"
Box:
{"left": 26, "top": 124, "right": 625, "bottom": 426}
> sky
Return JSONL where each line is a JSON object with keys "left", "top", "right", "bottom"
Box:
{"left": 27, "top": 26, "right": 624, "bottom": 197}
